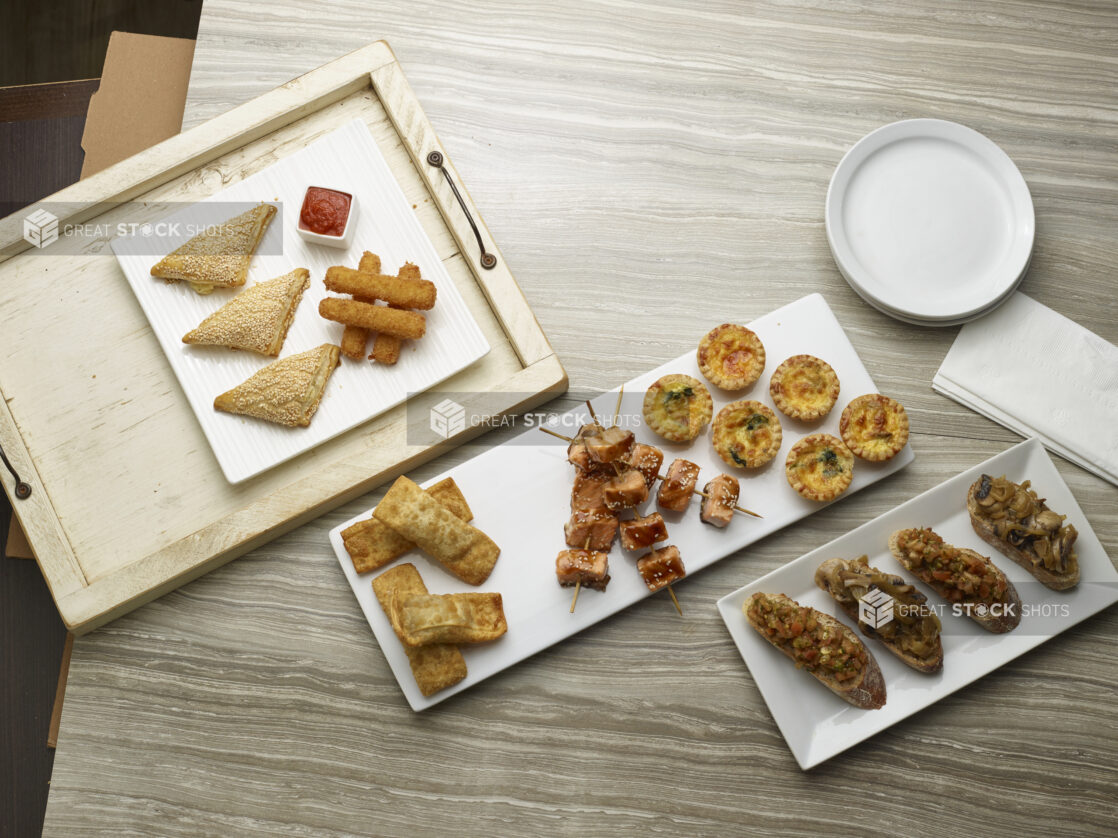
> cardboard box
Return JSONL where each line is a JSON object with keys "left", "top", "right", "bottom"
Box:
{"left": 80, "top": 31, "right": 196, "bottom": 177}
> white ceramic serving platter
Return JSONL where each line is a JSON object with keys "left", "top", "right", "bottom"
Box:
{"left": 826, "top": 119, "right": 1034, "bottom": 323}
{"left": 113, "top": 119, "right": 490, "bottom": 483}
{"left": 717, "top": 438, "right": 1118, "bottom": 770}
{"left": 330, "top": 293, "right": 914, "bottom": 710}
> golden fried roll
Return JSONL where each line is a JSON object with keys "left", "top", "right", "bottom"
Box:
{"left": 372, "top": 563, "right": 467, "bottom": 697}
{"left": 696, "top": 324, "right": 766, "bottom": 390}
{"left": 623, "top": 443, "right": 663, "bottom": 490}
{"left": 839, "top": 394, "right": 910, "bottom": 461}
{"left": 556, "top": 549, "right": 610, "bottom": 592}
{"left": 343, "top": 477, "right": 473, "bottom": 574}
{"left": 564, "top": 508, "right": 619, "bottom": 552}
{"left": 619, "top": 512, "right": 669, "bottom": 551}
{"left": 700, "top": 474, "right": 740, "bottom": 528}
{"left": 637, "top": 545, "right": 686, "bottom": 592}
{"left": 642, "top": 374, "right": 713, "bottom": 442}
{"left": 769, "top": 354, "right": 840, "bottom": 421}
{"left": 602, "top": 470, "right": 649, "bottom": 511}
{"left": 324, "top": 264, "right": 438, "bottom": 310}
{"left": 711, "top": 400, "right": 783, "bottom": 468}
{"left": 657, "top": 458, "right": 700, "bottom": 512}
{"left": 391, "top": 592, "right": 507, "bottom": 647}
{"left": 318, "top": 298, "right": 426, "bottom": 340}
{"left": 785, "top": 433, "right": 855, "bottom": 502}
{"left": 340, "top": 251, "right": 382, "bottom": 360}
{"left": 373, "top": 476, "right": 500, "bottom": 585}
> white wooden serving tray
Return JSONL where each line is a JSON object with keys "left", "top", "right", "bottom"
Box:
{"left": 0, "top": 42, "right": 567, "bottom": 633}
{"left": 113, "top": 119, "right": 490, "bottom": 484}
{"left": 330, "top": 294, "right": 915, "bottom": 710}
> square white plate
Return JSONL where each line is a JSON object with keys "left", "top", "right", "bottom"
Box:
{"left": 717, "top": 437, "right": 1118, "bottom": 770}
{"left": 112, "top": 119, "right": 490, "bottom": 483}
{"left": 330, "top": 293, "right": 915, "bottom": 710}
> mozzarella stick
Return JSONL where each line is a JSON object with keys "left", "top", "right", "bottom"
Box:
{"left": 318, "top": 298, "right": 426, "bottom": 340}
{"left": 373, "top": 476, "right": 500, "bottom": 585}
{"left": 325, "top": 265, "right": 437, "bottom": 310}
{"left": 368, "top": 262, "right": 417, "bottom": 364}
{"left": 339, "top": 251, "right": 382, "bottom": 360}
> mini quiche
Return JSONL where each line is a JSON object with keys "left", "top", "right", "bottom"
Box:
{"left": 769, "top": 354, "right": 840, "bottom": 421}
{"left": 785, "top": 433, "right": 854, "bottom": 501}
{"left": 696, "top": 324, "right": 766, "bottom": 390}
{"left": 643, "top": 374, "right": 713, "bottom": 443}
{"left": 839, "top": 394, "right": 909, "bottom": 461}
{"left": 711, "top": 400, "right": 783, "bottom": 468}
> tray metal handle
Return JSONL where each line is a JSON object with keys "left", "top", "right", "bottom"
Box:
{"left": 0, "top": 441, "right": 31, "bottom": 499}
{"left": 426, "top": 151, "right": 497, "bottom": 270}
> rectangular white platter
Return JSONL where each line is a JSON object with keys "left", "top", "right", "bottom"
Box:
{"left": 717, "top": 437, "right": 1118, "bottom": 770}
{"left": 112, "top": 118, "right": 490, "bottom": 484}
{"left": 330, "top": 293, "right": 914, "bottom": 709}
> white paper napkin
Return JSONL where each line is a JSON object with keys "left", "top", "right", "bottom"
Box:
{"left": 933, "top": 292, "right": 1118, "bottom": 487}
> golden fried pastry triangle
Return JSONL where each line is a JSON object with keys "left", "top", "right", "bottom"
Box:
{"left": 213, "top": 343, "right": 340, "bottom": 428}
{"left": 150, "top": 202, "right": 276, "bottom": 295}
{"left": 182, "top": 268, "right": 309, "bottom": 356}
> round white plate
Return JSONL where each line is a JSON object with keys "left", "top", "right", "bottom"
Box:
{"left": 826, "top": 119, "right": 1034, "bottom": 322}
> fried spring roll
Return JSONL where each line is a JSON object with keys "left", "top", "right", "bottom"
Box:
{"left": 324, "top": 264, "right": 437, "bottom": 310}
{"left": 319, "top": 297, "right": 426, "bottom": 340}
{"left": 391, "top": 592, "right": 507, "bottom": 647}
{"left": 343, "top": 477, "right": 473, "bottom": 574}
{"left": 372, "top": 563, "right": 467, "bottom": 696}
{"left": 373, "top": 476, "right": 500, "bottom": 585}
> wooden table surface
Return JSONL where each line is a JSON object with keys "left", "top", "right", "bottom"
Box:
{"left": 41, "top": 2, "right": 1118, "bottom": 836}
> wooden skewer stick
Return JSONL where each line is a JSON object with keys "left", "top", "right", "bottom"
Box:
{"left": 538, "top": 426, "right": 574, "bottom": 443}
{"left": 585, "top": 399, "right": 600, "bottom": 426}
{"left": 570, "top": 534, "right": 593, "bottom": 613}
{"left": 667, "top": 585, "right": 683, "bottom": 615}
{"left": 612, "top": 385, "right": 624, "bottom": 428}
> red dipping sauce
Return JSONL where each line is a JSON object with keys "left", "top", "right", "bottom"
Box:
{"left": 299, "top": 187, "right": 352, "bottom": 236}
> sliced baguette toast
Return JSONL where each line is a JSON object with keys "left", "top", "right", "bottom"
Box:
{"left": 966, "top": 475, "right": 1079, "bottom": 591}
{"left": 182, "top": 267, "right": 309, "bottom": 356}
{"left": 888, "top": 528, "right": 1021, "bottom": 634}
{"left": 815, "top": 557, "right": 943, "bottom": 674}
{"left": 151, "top": 202, "right": 276, "bottom": 294}
{"left": 744, "top": 592, "right": 886, "bottom": 710}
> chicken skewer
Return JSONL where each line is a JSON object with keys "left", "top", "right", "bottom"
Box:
{"left": 587, "top": 393, "right": 683, "bottom": 614}
{"left": 537, "top": 425, "right": 763, "bottom": 519}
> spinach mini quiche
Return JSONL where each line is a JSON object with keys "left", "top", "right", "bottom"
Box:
{"left": 785, "top": 433, "right": 854, "bottom": 501}
{"left": 642, "top": 374, "right": 713, "bottom": 442}
{"left": 711, "top": 400, "right": 783, "bottom": 468}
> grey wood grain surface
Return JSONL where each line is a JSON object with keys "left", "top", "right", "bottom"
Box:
{"left": 43, "top": 1, "right": 1118, "bottom": 836}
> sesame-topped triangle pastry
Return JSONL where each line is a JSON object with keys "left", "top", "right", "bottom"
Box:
{"left": 182, "top": 268, "right": 309, "bottom": 356}
{"left": 150, "top": 202, "right": 277, "bottom": 295}
{"left": 214, "top": 343, "right": 341, "bottom": 428}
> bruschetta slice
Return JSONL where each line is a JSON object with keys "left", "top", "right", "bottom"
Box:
{"left": 889, "top": 528, "right": 1021, "bottom": 634}
{"left": 815, "top": 556, "right": 943, "bottom": 674}
{"left": 743, "top": 592, "right": 886, "bottom": 710}
{"left": 967, "top": 474, "right": 1079, "bottom": 591}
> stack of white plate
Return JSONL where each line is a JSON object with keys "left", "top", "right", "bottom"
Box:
{"left": 825, "top": 119, "right": 1034, "bottom": 326}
